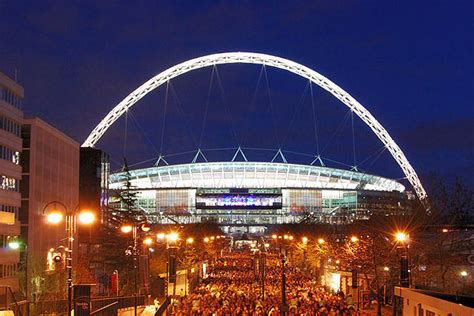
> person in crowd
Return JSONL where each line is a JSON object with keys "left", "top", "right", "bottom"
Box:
{"left": 172, "top": 252, "right": 355, "bottom": 315}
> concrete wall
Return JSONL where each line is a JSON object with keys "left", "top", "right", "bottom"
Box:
{"left": 394, "top": 287, "right": 474, "bottom": 316}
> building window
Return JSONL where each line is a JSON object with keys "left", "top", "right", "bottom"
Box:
{"left": 0, "top": 145, "right": 20, "bottom": 165}
{"left": 0, "top": 175, "right": 19, "bottom": 192}
{"left": 0, "top": 263, "right": 19, "bottom": 278}
{"left": 0, "top": 204, "right": 20, "bottom": 221}
{"left": 0, "top": 116, "right": 21, "bottom": 137}
{"left": 0, "top": 87, "right": 22, "bottom": 110}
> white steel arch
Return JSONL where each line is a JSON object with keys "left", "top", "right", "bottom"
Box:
{"left": 82, "top": 52, "right": 427, "bottom": 201}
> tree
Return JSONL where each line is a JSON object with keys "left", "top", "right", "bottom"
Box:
{"left": 109, "top": 158, "right": 144, "bottom": 226}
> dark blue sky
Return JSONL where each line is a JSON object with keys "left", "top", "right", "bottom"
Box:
{"left": 0, "top": 1, "right": 472, "bottom": 190}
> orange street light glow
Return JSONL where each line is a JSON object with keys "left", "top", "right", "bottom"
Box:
{"left": 121, "top": 225, "right": 133, "bottom": 233}
{"left": 143, "top": 237, "right": 153, "bottom": 245}
{"left": 395, "top": 232, "right": 408, "bottom": 242}
{"left": 318, "top": 238, "right": 325, "bottom": 244}
{"left": 272, "top": 234, "right": 277, "bottom": 239}
{"left": 167, "top": 232, "right": 179, "bottom": 242}
{"left": 78, "top": 211, "right": 95, "bottom": 224}
{"left": 302, "top": 237, "right": 308, "bottom": 244}
{"left": 204, "top": 237, "right": 210, "bottom": 243}
{"left": 186, "top": 237, "right": 194, "bottom": 244}
{"left": 47, "top": 212, "right": 63, "bottom": 224}
{"left": 157, "top": 233, "right": 165, "bottom": 240}
{"left": 350, "top": 236, "right": 359, "bottom": 242}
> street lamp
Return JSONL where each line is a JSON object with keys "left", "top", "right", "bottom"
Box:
{"left": 272, "top": 234, "right": 291, "bottom": 315}
{"left": 143, "top": 237, "right": 154, "bottom": 246}
{"left": 46, "top": 211, "right": 63, "bottom": 224}
{"left": 394, "top": 231, "right": 410, "bottom": 288}
{"left": 120, "top": 222, "right": 152, "bottom": 316}
{"left": 8, "top": 237, "right": 28, "bottom": 300}
{"left": 43, "top": 201, "right": 95, "bottom": 316}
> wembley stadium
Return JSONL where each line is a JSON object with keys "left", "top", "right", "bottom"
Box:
{"left": 109, "top": 160, "right": 414, "bottom": 233}
{"left": 83, "top": 52, "right": 426, "bottom": 233}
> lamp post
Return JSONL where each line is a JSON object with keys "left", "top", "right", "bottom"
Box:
{"left": 120, "top": 223, "right": 151, "bottom": 316}
{"left": 42, "top": 201, "right": 95, "bottom": 316}
{"left": 395, "top": 231, "right": 409, "bottom": 288}
{"left": 272, "top": 234, "right": 292, "bottom": 315}
{"left": 7, "top": 238, "right": 28, "bottom": 302}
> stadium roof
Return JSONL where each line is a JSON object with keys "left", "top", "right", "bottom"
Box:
{"left": 110, "top": 161, "right": 405, "bottom": 192}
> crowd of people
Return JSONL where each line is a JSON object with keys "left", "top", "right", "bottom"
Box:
{"left": 171, "top": 250, "right": 357, "bottom": 315}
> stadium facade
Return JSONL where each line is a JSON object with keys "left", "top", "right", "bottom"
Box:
{"left": 109, "top": 161, "right": 414, "bottom": 233}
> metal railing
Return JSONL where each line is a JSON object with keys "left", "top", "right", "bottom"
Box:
{"left": 28, "top": 295, "right": 146, "bottom": 316}
{"left": 0, "top": 286, "right": 25, "bottom": 315}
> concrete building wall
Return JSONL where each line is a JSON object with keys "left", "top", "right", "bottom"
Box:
{"left": 21, "top": 117, "right": 79, "bottom": 298}
{"left": 0, "top": 71, "right": 23, "bottom": 293}
{"left": 394, "top": 287, "right": 474, "bottom": 316}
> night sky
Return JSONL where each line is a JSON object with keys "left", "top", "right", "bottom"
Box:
{"left": 1, "top": 1, "right": 472, "bottom": 191}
